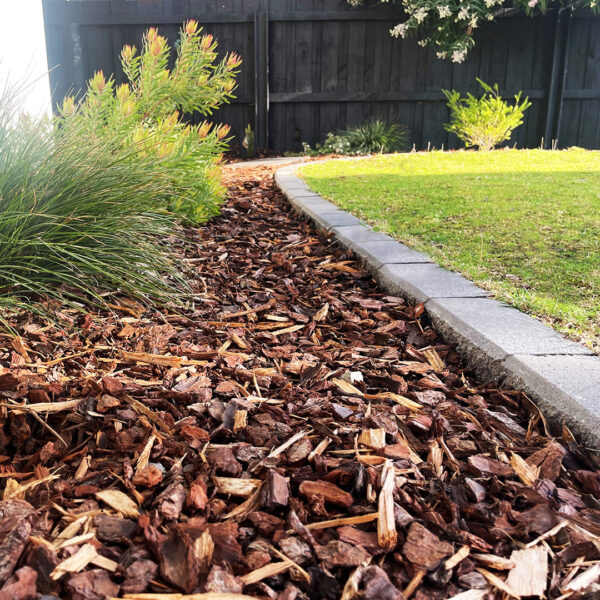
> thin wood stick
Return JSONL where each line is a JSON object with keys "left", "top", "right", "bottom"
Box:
{"left": 377, "top": 459, "right": 397, "bottom": 551}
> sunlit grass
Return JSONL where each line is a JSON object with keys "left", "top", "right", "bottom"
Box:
{"left": 302, "top": 148, "right": 600, "bottom": 350}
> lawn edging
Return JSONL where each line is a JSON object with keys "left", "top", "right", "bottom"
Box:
{"left": 275, "top": 161, "right": 600, "bottom": 448}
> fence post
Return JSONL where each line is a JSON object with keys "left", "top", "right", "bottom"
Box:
{"left": 254, "top": 10, "right": 269, "bottom": 149}
{"left": 543, "top": 7, "right": 572, "bottom": 149}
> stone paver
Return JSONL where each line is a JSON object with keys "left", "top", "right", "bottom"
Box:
{"left": 332, "top": 225, "right": 393, "bottom": 247}
{"left": 377, "top": 263, "right": 488, "bottom": 303}
{"left": 426, "top": 297, "right": 592, "bottom": 376}
{"left": 503, "top": 354, "right": 600, "bottom": 446}
{"left": 312, "top": 212, "right": 365, "bottom": 231}
{"left": 353, "top": 241, "right": 432, "bottom": 271}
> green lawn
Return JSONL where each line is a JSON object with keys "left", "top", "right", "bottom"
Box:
{"left": 301, "top": 149, "right": 600, "bottom": 351}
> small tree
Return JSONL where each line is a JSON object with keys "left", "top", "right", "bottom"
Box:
{"left": 442, "top": 79, "right": 531, "bottom": 150}
{"left": 59, "top": 21, "right": 241, "bottom": 223}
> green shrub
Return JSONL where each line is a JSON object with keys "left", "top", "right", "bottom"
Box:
{"left": 59, "top": 21, "right": 241, "bottom": 224}
{"left": 443, "top": 79, "right": 531, "bottom": 151}
{"left": 0, "top": 84, "right": 186, "bottom": 321}
{"left": 305, "top": 118, "right": 408, "bottom": 156}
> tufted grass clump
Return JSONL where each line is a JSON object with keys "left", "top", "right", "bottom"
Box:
{"left": 0, "top": 83, "right": 187, "bottom": 322}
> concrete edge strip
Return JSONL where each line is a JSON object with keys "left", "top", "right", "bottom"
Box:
{"left": 275, "top": 162, "right": 600, "bottom": 448}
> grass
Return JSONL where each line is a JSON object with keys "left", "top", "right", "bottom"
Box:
{"left": 301, "top": 148, "right": 600, "bottom": 351}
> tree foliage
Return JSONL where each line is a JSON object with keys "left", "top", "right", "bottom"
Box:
{"left": 348, "top": 0, "right": 597, "bottom": 62}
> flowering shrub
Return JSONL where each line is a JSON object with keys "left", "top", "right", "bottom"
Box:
{"left": 59, "top": 21, "right": 241, "bottom": 223}
{"left": 348, "top": 0, "right": 598, "bottom": 62}
{"left": 443, "top": 78, "right": 531, "bottom": 150}
{"left": 304, "top": 119, "right": 408, "bottom": 155}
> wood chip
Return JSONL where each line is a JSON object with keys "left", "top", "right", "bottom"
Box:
{"left": 506, "top": 547, "right": 548, "bottom": 597}
{"left": 95, "top": 490, "right": 140, "bottom": 518}
{"left": 214, "top": 477, "right": 263, "bottom": 497}
{"left": 476, "top": 568, "right": 520, "bottom": 598}
{"left": 240, "top": 561, "right": 291, "bottom": 585}
{"left": 377, "top": 459, "right": 397, "bottom": 551}
{"left": 358, "top": 428, "right": 386, "bottom": 450}
{"left": 51, "top": 543, "right": 98, "bottom": 579}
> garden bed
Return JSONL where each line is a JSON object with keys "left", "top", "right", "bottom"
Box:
{"left": 301, "top": 149, "right": 600, "bottom": 353}
{"left": 0, "top": 164, "right": 599, "bottom": 599}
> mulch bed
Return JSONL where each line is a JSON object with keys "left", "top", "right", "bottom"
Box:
{"left": 0, "top": 164, "right": 599, "bottom": 600}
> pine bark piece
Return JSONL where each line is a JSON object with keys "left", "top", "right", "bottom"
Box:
{"left": 260, "top": 469, "right": 289, "bottom": 509}
{"left": 316, "top": 540, "right": 370, "bottom": 568}
{"left": 23, "top": 536, "right": 58, "bottom": 595}
{"left": 205, "top": 565, "right": 244, "bottom": 594}
{"left": 208, "top": 447, "right": 243, "bottom": 477}
{"left": 93, "top": 514, "right": 137, "bottom": 543}
{"left": 158, "top": 531, "right": 199, "bottom": 594}
{"left": 382, "top": 443, "right": 411, "bottom": 460}
{"left": 378, "top": 460, "right": 397, "bottom": 551}
{"left": 467, "top": 455, "right": 515, "bottom": 478}
{"left": 121, "top": 560, "right": 158, "bottom": 595}
{"left": 338, "top": 526, "right": 384, "bottom": 555}
{"left": 299, "top": 480, "right": 353, "bottom": 508}
{"left": 526, "top": 441, "right": 566, "bottom": 481}
{"left": 402, "top": 523, "right": 453, "bottom": 571}
{"left": 0, "top": 566, "right": 37, "bottom": 600}
{"left": 505, "top": 546, "right": 548, "bottom": 597}
{"left": 341, "top": 565, "right": 406, "bottom": 600}
{"left": 155, "top": 482, "right": 186, "bottom": 521}
{"left": 64, "top": 569, "right": 120, "bottom": 600}
{"left": 286, "top": 436, "right": 313, "bottom": 463}
{"left": 0, "top": 519, "right": 31, "bottom": 584}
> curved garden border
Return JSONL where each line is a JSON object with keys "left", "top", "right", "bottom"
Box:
{"left": 275, "top": 159, "right": 600, "bottom": 448}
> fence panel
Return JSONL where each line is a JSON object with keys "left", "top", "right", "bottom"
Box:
{"left": 42, "top": 0, "right": 600, "bottom": 151}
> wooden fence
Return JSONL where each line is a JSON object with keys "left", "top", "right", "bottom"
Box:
{"left": 42, "top": 0, "right": 600, "bottom": 152}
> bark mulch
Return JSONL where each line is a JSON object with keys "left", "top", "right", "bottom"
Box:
{"left": 0, "top": 164, "right": 599, "bottom": 600}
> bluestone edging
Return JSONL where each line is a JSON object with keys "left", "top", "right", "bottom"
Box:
{"left": 275, "top": 162, "right": 600, "bottom": 448}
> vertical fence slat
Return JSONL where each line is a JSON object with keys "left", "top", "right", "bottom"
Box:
{"left": 254, "top": 10, "right": 269, "bottom": 148}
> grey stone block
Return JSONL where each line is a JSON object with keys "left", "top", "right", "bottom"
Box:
{"left": 376, "top": 263, "right": 488, "bottom": 303}
{"left": 313, "top": 212, "right": 365, "bottom": 230}
{"left": 351, "top": 240, "right": 432, "bottom": 271}
{"left": 503, "top": 354, "right": 600, "bottom": 447}
{"left": 274, "top": 171, "right": 299, "bottom": 182}
{"left": 332, "top": 225, "right": 393, "bottom": 249}
{"left": 292, "top": 196, "right": 338, "bottom": 213}
{"left": 289, "top": 189, "right": 326, "bottom": 200}
{"left": 425, "top": 297, "right": 593, "bottom": 379}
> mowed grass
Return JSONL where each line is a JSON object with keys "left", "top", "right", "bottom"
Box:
{"left": 301, "top": 149, "right": 600, "bottom": 351}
